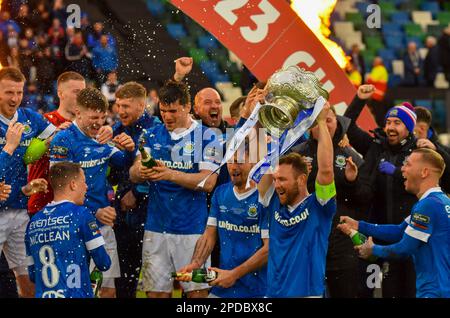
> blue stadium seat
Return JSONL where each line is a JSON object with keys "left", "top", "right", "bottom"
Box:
{"left": 378, "top": 48, "right": 396, "bottom": 61}
{"left": 390, "top": 12, "right": 411, "bottom": 25}
{"left": 146, "top": 0, "right": 165, "bottom": 16}
{"left": 210, "top": 73, "right": 230, "bottom": 84}
{"left": 382, "top": 23, "right": 403, "bottom": 35}
{"left": 199, "top": 60, "right": 220, "bottom": 76}
{"left": 198, "top": 35, "right": 218, "bottom": 51}
{"left": 388, "top": 74, "right": 403, "bottom": 87}
{"left": 432, "top": 100, "right": 446, "bottom": 128}
{"left": 384, "top": 34, "right": 405, "bottom": 50}
{"left": 420, "top": 2, "right": 440, "bottom": 17}
{"left": 415, "top": 99, "right": 433, "bottom": 110}
{"left": 355, "top": 2, "right": 370, "bottom": 15}
{"left": 166, "top": 23, "right": 187, "bottom": 40}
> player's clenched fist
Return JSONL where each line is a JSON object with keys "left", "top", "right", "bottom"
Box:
{"left": 22, "top": 178, "right": 48, "bottom": 196}
{"left": 95, "top": 206, "right": 116, "bottom": 227}
{"left": 4, "top": 119, "right": 25, "bottom": 155}
{"left": 113, "top": 133, "right": 135, "bottom": 152}
{"left": 0, "top": 182, "right": 12, "bottom": 201}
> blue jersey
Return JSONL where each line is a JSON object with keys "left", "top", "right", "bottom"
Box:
{"left": 0, "top": 108, "right": 55, "bottom": 209}
{"left": 261, "top": 185, "right": 336, "bottom": 297}
{"left": 403, "top": 188, "right": 450, "bottom": 298}
{"left": 141, "top": 120, "right": 221, "bottom": 234}
{"left": 208, "top": 183, "right": 268, "bottom": 298}
{"left": 49, "top": 122, "right": 129, "bottom": 217}
{"left": 25, "top": 201, "right": 109, "bottom": 298}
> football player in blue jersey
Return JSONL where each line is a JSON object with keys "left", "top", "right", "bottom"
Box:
{"left": 339, "top": 148, "right": 450, "bottom": 298}
{"left": 130, "top": 80, "right": 221, "bottom": 298}
{"left": 177, "top": 141, "right": 268, "bottom": 298}
{"left": 0, "top": 67, "right": 57, "bottom": 297}
{"left": 110, "top": 81, "right": 161, "bottom": 298}
{"left": 49, "top": 87, "right": 135, "bottom": 298}
{"left": 258, "top": 101, "right": 337, "bottom": 298}
{"left": 25, "top": 162, "right": 111, "bottom": 298}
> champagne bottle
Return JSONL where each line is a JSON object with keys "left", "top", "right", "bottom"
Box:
{"left": 349, "top": 229, "right": 378, "bottom": 262}
{"left": 138, "top": 139, "right": 157, "bottom": 168}
{"left": 171, "top": 268, "right": 217, "bottom": 283}
{"left": 90, "top": 267, "right": 103, "bottom": 298}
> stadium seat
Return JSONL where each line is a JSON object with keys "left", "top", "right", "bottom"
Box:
{"left": 411, "top": 11, "right": 438, "bottom": 31}
{"left": 392, "top": 60, "right": 405, "bottom": 77}
{"left": 146, "top": 0, "right": 165, "bottom": 16}
{"left": 388, "top": 74, "right": 403, "bottom": 87}
{"left": 189, "top": 48, "right": 209, "bottom": 64}
{"left": 414, "top": 99, "right": 433, "bottom": 110}
{"left": 434, "top": 73, "right": 449, "bottom": 89}
{"left": 432, "top": 100, "right": 446, "bottom": 128}
{"left": 420, "top": 2, "right": 440, "bottom": 17}
{"left": 404, "top": 23, "right": 425, "bottom": 40}
{"left": 378, "top": 48, "right": 396, "bottom": 63}
{"left": 436, "top": 12, "right": 450, "bottom": 26}
{"left": 166, "top": 23, "right": 187, "bottom": 40}
{"left": 382, "top": 23, "right": 403, "bottom": 37}
{"left": 365, "top": 36, "right": 384, "bottom": 51}
{"left": 333, "top": 21, "right": 355, "bottom": 39}
{"left": 179, "top": 36, "right": 196, "bottom": 51}
{"left": 427, "top": 24, "right": 445, "bottom": 38}
{"left": 355, "top": 2, "right": 369, "bottom": 15}
{"left": 334, "top": 0, "right": 358, "bottom": 19}
{"left": 390, "top": 12, "right": 411, "bottom": 25}
{"left": 198, "top": 35, "right": 218, "bottom": 51}
{"left": 345, "top": 12, "right": 365, "bottom": 29}
{"left": 384, "top": 34, "right": 405, "bottom": 50}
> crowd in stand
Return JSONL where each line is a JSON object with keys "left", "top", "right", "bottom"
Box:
{"left": 0, "top": 1, "right": 118, "bottom": 112}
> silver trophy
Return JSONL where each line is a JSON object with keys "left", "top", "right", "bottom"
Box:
{"left": 258, "top": 65, "right": 329, "bottom": 137}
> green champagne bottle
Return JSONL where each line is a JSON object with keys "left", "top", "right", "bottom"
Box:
{"left": 171, "top": 268, "right": 217, "bottom": 283}
{"left": 349, "top": 229, "right": 378, "bottom": 262}
{"left": 139, "top": 140, "right": 157, "bottom": 168}
{"left": 90, "top": 267, "right": 103, "bottom": 298}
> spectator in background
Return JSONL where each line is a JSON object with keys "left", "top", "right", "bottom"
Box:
{"left": 6, "top": 46, "right": 20, "bottom": 69}
{"left": 425, "top": 41, "right": 440, "bottom": 74}
{"left": 229, "top": 96, "right": 246, "bottom": 123}
{"left": 30, "top": 1, "right": 51, "bottom": 33}
{"left": 101, "top": 71, "right": 120, "bottom": 106}
{"left": 146, "top": 87, "right": 160, "bottom": 117}
{"left": 87, "top": 22, "right": 116, "bottom": 49}
{"left": 48, "top": 18, "right": 64, "bottom": 40}
{"left": 366, "top": 57, "right": 388, "bottom": 126}
{"left": 345, "top": 60, "right": 362, "bottom": 88}
{"left": 92, "top": 34, "right": 118, "bottom": 85}
{"left": 6, "top": 26, "right": 19, "bottom": 48}
{"left": 23, "top": 27, "right": 37, "bottom": 50}
{"left": 52, "top": 0, "right": 67, "bottom": 26}
{"left": 0, "top": 11, "right": 20, "bottom": 35}
{"left": 79, "top": 12, "right": 92, "bottom": 43}
{"left": 22, "top": 82, "right": 41, "bottom": 112}
{"left": 403, "top": 41, "right": 423, "bottom": 87}
{"left": 16, "top": 4, "right": 32, "bottom": 30}
{"left": 350, "top": 44, "right": 365, "bottom": 83}
{"left": 18, "top": 37, "right": 34, "bottom": 81}
{"left": 35, "top": 47, "right": 56, "bottom": 95}
{"left": 65, "top": 31, "right": 92, "bottom": 79}
{"left": 0, "top": 31, "right": 10, "bottom": 66}
{"left": 65, "top": 25, "right": 75, "bottom": 43}
{"left": 438, "top": 27, "right": 450, "bottom": 83}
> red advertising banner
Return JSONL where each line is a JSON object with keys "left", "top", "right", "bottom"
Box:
{"left": 169, "top": 0, "right": 376, "bottom": 131}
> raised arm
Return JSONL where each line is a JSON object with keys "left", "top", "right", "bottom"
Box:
{"left": 316, "top": 102, "right": 334, "bottom": 186}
